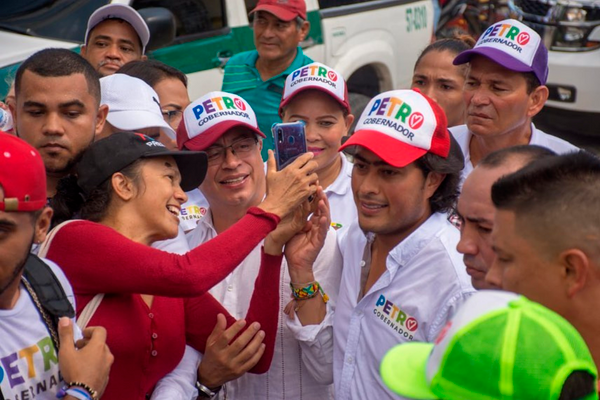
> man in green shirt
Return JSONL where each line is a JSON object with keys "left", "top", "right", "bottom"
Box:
{"left": 221, "top": 0, "right": 311, "bottom": 160}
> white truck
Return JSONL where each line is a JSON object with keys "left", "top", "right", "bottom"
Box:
{"left": 0, "top": 0, "right": 433, "bottom": 115}
{"left": 509, "top": 0, "right": 600, "bottom": 136}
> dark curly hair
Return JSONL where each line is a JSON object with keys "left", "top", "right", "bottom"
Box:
{"left": 51, "top": 160, "right": 144, "bottom": 227}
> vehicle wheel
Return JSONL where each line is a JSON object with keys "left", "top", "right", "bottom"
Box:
{"left": 348, "top": 92, "right": 371, "bottom": 135}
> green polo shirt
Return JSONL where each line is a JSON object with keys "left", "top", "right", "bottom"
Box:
{"left": 221, "top": 47, "right": 313, "bottom": 160}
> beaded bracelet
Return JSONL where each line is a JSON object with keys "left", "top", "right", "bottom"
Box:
{"left": 290, "top": 281, "right": 329, "bottom": 303}
{"left": 56, "top": 382, "right": 98, "bottom": 400}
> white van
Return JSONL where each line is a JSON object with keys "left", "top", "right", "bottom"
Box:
{"left": 0, "top": 0, "right": 433, "bottom": 114}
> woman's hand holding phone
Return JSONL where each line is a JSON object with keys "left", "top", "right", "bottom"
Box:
{"left": 257, "top": 150, "right": 318, "bottom": 221}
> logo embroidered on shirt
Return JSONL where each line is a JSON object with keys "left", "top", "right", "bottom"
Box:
{"left": 373, "top": 294, "right": 418, "bottom": 340}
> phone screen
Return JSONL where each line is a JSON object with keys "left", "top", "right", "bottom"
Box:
{"left": 272, "top": 121, "right": 307, "bottom": 170}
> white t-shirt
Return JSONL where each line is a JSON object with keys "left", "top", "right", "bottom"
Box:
{"left": 287, "top": 213, "right": 475, "bottom": 399}
{"left": 450, "top": 123, "right": 578, "bottom": 179}
{"left": 0, "top": 259, "right": 79, "bottom": 400}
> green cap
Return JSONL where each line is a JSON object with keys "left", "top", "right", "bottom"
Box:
{"left": 380, "top": 291, "right": 598, "bottom": 400}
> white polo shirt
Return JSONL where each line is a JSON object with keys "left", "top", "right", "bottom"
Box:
{"left": 288, "top": 212, "right": 475, "bottom": 399}
{"left": 326, "top": 154, "right": 356, "bottom": 234}
{"left": 185, "top": 209, "right": 343, "bottom": 399}
{"left": 450, "top": 123, "right": 578, "bottom": 179}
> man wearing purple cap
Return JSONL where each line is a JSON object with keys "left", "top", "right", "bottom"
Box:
{"left": 222, "top": 0, "right": 312, "bottom": 160}
{"left": 283, "top": 89, "right": 475, "bottom": 399}
{"left": 450, "top": 19, "right": 577, "bottom": 179}
{"left": 0, "top": 133, "right": 113, "bottom": 399}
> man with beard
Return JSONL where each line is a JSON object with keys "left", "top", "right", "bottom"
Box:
{"left": 81, "top": 4, "right": 149, "bottom": 77}
{"left": 0, "top": 133, "right": 113, "bottom": 399}
{"left": 10, "top": 48, "right": 108, "bottom": 199}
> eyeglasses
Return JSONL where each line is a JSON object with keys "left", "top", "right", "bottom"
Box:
{"left": 161, "top": 109, "right": 183, "bottom": 125}
{"left": 205, "top": 137, "right": 259, "bottom": 164}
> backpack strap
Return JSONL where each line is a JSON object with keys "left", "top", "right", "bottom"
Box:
{"left": 23, "top": 254, "right": 75, "bottom": 323}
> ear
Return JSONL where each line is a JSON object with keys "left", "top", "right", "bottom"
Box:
{"left": 34, "top": 207, "right": 54, "bottom": 244}
{"left": 258, "top": 137, "right": 264, "bottom": 152}
{"left": 80, "top": 44, "right": 87, "bottom": 57}
{"left": 344, "top": 114, "right": 355, "bottom": 134}
{"left": 299, "top": 21, "right": 310, "bottom": 42}
{"left": 559, "top": 248, "right": 589, "bottom": 298}
{"left": 527, "top": 85, "right": 549, "bottom": 118}
{"left": 141, "top": 54, "right": 148, "bottom": 61}
{"left": 8, "top": 101, "right": 17, "bottom": 131}
{"left": 111, "top": 172, "right": 136, "bottom": 202}
{"left": 95, "top": 104, "right": 109, "bottom": 137}
{"left": 423, "top": 171, "right": 445, "bottom": 200}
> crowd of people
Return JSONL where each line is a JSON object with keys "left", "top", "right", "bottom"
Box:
{"left": 1, "top": 1, "right": 598, "bottom": 400}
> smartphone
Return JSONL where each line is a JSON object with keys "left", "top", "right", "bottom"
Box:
{"left": 272, "top": 121, "right": 307, "bottom": 170}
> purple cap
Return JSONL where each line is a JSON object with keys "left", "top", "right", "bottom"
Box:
{"left": 453, "top": 19, "right": 548, "bottom": 85}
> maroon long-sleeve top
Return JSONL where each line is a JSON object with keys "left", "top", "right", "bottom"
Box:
{"left": 45, "top": 207, "right": 282, "bottom": 400}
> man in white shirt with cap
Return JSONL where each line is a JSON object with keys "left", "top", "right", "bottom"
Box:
{"left": 284, "top": 89, "right": 475, "bottom": 399}
{"left": 81, "top": 4, "right": 150, "bottom": 77}
{"left": 450, "top": 19, "right": 577, "bottom": 179}
{"left": 97, "top": 73, "right": 177, "bottom": 149}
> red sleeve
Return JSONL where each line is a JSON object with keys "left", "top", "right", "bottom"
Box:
{"left": 184, "top": 249, "right": 282, "bottom": 374}
{"left": 45, "top": 207, "right": 279, "bottom": 297}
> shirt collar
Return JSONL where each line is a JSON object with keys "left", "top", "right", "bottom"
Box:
{"left": 386, "top": 213, "right": 449, "bottom": 271}
{"left": 325, "top": 154, "right": 353, "bottom": 196}
{"left": 248, "top": 47, "right": 307, "bottom": 81}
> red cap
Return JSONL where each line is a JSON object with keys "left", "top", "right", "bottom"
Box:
{"left": 0, "top": 132, "right": 47, "bottom": 212}
{"left": 250, "top": 0, "right": 307, "bottom": 21}
{"left": 339, "top": 89, "right": 450, "bottom": 168}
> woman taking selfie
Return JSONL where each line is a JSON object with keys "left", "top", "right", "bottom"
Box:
{"left": 44, "top": 132, "right": 318, "bottom": 400}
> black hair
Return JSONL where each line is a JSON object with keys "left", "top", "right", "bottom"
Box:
{"left": 414, "top": 137, "right": 465, "bottom": 214}
{"left": 414, "top": 35, "right": 476, "bottom": 71}
{"left": 51, "top": 160, "right": 144, "bottom": 227}
{"left": 479, "top": 145, "right": 557, "bottom": 169}
{"left": 491, "top": 151, "right": 600, "bottom": 259}
{"left": 118, "top": 60, "right": 188, "bottom": 88}
{"left": 559, "top": 370, "right": 597, "bottom": 400}
{"left": 523, "top": 71, "right": 542, "bottom": 94}
{"left": 15, "top": 49, "right": 101, "bottom": 105}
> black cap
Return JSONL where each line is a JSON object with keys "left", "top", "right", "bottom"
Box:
{"left": 77, "top": 132, "right": 207, "bottom": 196}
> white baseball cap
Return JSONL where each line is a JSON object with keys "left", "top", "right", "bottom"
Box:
{"left": 339, "top": 89, "right": 457, "bottom": 168}
{"left": 279, "top": 62, "right": 350, "bottom": 115}
{"left": 100, "top": 74, "right": 176, "bottom": 139}
{"left": 85, "top": 4, "right": 150, "bottom": 53}
{"left": 177, "top": 91, "right": 265, "bottom": 151}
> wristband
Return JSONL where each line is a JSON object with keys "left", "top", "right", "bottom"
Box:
{"left": 56, "top": 385, "right": 95, "bottom": 400}
{"left": 290, "top": 281, "right": 329, "bottom": 303}
{"left": 196, "top": 381, "right": 222, "bottom": 398}
{"left": 65, "top": 388, "right": 93, "bottom": 400}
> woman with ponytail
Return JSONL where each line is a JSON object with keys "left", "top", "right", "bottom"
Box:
{"left": 44, "top": 131, "right": 319, "bottom": 400}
